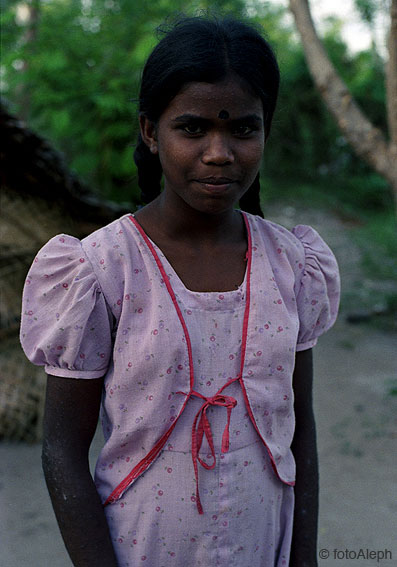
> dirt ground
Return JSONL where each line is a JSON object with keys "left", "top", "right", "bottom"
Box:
{"left": 1, "top": 205, "right": 396, "bottom": 567}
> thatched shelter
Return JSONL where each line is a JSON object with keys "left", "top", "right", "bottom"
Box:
{"left": 0, "top": 101, "right": 131, "bottom": 441}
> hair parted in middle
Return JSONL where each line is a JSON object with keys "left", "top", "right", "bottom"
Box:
{"left": 134, "top": 14, "right": 280, "bottom": 217}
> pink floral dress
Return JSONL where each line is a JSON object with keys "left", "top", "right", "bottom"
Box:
{"left": 20, "top": 212, "right": 340, "bottom": 567}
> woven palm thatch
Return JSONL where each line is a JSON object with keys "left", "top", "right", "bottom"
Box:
{"left": 0, "top": 101, "right": 131, "bottom": 441}
{"left": 0, "top": 337, "right": 46, "bottom": 442}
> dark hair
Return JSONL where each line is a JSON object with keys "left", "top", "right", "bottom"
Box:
{"left": 134, "top": 15, "right": 280, "bottom": 217}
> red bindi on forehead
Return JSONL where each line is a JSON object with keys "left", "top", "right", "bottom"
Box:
{"left": 218, "top": 110, "right": 229, "bottom": 120}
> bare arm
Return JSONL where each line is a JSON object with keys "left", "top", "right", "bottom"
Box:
{"left": 42, "top": 374, "right": 119, "bottom": 567}
{"left": 290, "top": 348, "right": 319, "bottom": 567}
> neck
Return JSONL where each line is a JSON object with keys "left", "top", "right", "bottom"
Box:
{"left": 147, "top": 192, "right": 243, "bottom": 246}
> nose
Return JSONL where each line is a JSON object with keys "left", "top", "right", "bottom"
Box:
{"left": 201, "top": 133, "right": 234, "bottom": 165}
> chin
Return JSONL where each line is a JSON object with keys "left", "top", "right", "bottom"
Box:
{"left": 192, "top": 199, "right": 236, "bottom": 216}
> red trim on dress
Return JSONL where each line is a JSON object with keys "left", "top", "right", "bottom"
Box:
{"left": 128, "top": 215, "right": 195, "bottom": 391}
{"left": 239, "top": 214, "right": 295, "bottom": 487}
{"left": 104, "top": 212, "right": 293, "bottom": 512}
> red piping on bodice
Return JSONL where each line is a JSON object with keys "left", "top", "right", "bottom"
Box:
{"left": 104, "top": 212, "right": 293, "bottom": 513}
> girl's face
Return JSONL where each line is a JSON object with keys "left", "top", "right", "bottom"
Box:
{"left": 140, "top": 74, "right": 265, "bottom": 216}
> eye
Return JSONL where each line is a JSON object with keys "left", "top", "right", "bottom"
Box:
{"left": 233, "top": 125, "right": 255, "bottom": 136}
{"left": 180, "top": 123, "right": 204, "bottom": 135}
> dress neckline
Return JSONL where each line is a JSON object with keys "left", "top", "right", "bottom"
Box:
{"left": 130, "top": 211, "right": 249, "bottom": 297}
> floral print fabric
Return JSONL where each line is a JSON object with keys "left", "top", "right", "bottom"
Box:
{"left": 20, "top": 212, "right": 340, "bottom": 567}
{"left": 104, "top": 273, "right": 294, "bottom": 566}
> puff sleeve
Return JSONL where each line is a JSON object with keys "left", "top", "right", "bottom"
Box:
{"left": 292, "top": 225, "right": 340, "bottom": 351}
{"left": 20, "top": 234, "right": 113, "bottom": 378}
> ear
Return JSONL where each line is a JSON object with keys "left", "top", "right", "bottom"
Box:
{"left": 139, "top": 114, "right": 158, "bottom": 155}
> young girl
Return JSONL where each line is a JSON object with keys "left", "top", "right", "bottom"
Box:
{"left": 20, "top": 15, "right": 340, "bottom": 567}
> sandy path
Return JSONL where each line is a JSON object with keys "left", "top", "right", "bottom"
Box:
{"left": 1, "top": 206, "right": 396, "bottom": 567}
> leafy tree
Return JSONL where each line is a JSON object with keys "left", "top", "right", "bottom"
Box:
{"left": 289, "top": 0, "right": 397, "bottom": 210}
{"left": 1, "top": 0, "right": 246, "bottom": 203}
{"left": 1, "top": 0, "right": 393, "bottom": 212}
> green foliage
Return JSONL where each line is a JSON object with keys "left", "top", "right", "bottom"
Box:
{"left": 1, "top": 0, "right": 393, "bottom": 213}
{"left": 385, "top": 378, "right": 397, "bottom": 397}
{"left": 260, "top": 9, "right": 391, "bottom": 214}
{"left": 354, "top": 212, "right": 397, "bottom": 280}
{"left": 1, "top": 0, "right": 247, "bottom": 202}
{"left": 354, "top": 0, "right": 380, "bottom": 25}
{"left": 349, "top": 50, "right": 386, "bottom": 130}
{"left": 352, "top": 211, "right": 397, "bottom": 331}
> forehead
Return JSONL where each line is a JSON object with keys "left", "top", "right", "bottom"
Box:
{"left": 163, "top": 76, "right": 263, "bottom": 118}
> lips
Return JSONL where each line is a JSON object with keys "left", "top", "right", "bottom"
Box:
{"left": 195, "top": 176, "right": 235, "bottom": 185}
{"left": 194, "top": 178, "right": 236, "bottom": 195}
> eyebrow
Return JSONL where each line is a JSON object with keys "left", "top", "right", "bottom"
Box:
{"left": 171, "top": 113, "right": 263, "bottom": 124}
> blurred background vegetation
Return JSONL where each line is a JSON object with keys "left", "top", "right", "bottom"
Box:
{"left": 1, "top": 0, "right": 396, "bottom": 319}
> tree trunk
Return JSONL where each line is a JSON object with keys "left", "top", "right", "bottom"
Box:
{"left": 386, "top": 0, "right": 397, "bottom": 187}
{"left": 289, "top": 0, "right": 397, "bottom": 209}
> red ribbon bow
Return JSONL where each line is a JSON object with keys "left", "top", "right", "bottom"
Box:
{"left": 177, "top": 377, "right": 238, "bottom": 514}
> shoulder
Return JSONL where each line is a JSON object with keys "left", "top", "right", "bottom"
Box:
{"left": 245, "top": 212, "right": 301, "bottom": 246}
{"left": 81, "top": 213, "right": 134, "bottom": 252}
{"left": 243, "top": 213, "right": 340, "bottom": 347}
{"left": 28, "top": 214, "right": 134, "bottom": 262}
{"left": 244, "top": 212, "right": 337, "bottom": 268}
{"left": 23, "top": 213, "right": 136, "bottom": 310}
{"left": 79, "top": 213, "right": 139, "bottom": 271}
{"left": 244, "top": 213, "right": 306, "bottom": 270}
